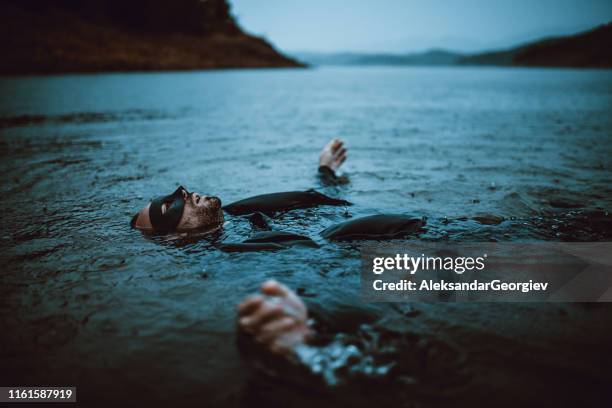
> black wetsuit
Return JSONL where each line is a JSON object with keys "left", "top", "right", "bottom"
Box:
{"left": 214, "top": 168, "right": 425, "bottom": 251}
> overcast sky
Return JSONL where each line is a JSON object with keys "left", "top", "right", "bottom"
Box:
{"left": 229, "top": 0, "right": 612, "bottom": 53}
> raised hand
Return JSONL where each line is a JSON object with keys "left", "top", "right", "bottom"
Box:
{"left": 237, "top": 280, "right": 312, "bottom": 355}
{"left": 319, "top": 138, "right": 347, "bottom": 172}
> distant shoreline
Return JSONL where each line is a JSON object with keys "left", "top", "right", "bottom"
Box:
{"left": 4, "top": 64, "right": 612, "bottom": 80}
{"left": 0, "top": 65, "right": 309, "bottom": 79}
{"left": 296, "top": 23, "right": 612, "bottom": 70}
{"left": 300, "top": 64, "right": 612, "bottom": 71}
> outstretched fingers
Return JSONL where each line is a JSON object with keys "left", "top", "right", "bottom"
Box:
{"left": 260, "top": 280, "right": 306, "bottom": 317}
{"left": 237, "top": 295, "right": 263, "bottom": 316}
{"left": 326, "top": 138, "right": 343, "bottom": 154}
{"left": 320, "top": 138, "right": 349, "bottom": 172}
{"left": 239, "top": 301, "right": 286, "bottom": 334}
{"left": 334, "top": 144, "right": 347, "bottom": 168}
{"left": 335, "top": 146, "right": 347, "bottom": 159}
{"left": 237, "top": 281, "right": 313, "bottom": 356}
{"left": 255, "top": 316, "right": 297, "bottom": 344}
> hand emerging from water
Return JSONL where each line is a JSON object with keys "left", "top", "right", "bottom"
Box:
{"left": 319, "top": 138, "right": 347, "bottom": 172}
{"left": 237, "top": 280, "right": 313, "bottom": 356}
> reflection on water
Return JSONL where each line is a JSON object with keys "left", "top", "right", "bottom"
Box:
{"left": 1, "top": 67, "right": 611, "bottom": 406}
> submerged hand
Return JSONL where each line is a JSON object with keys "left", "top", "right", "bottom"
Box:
{"left": 319, "top": 138, "right": 347, "bottom": 172}
{"left": 237, "top": 280, "right": 312, "bottom": 355}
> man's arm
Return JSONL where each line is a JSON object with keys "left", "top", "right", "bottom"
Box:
{"left": 236, "top": 281, "right": 397, "bottom": 387}
{"left": 318, "top": 139, "right": 348, "bottom": 185}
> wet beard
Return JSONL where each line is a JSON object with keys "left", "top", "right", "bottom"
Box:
{"left": 178, "top": 206, "right": 224, "bottom": 231}
{"left": 195, "top": 206, "right": 225, "bottom": 229}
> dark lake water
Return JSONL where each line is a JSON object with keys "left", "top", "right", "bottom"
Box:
{"left": 1, "top": 67, "right": 611, "bottom": 406}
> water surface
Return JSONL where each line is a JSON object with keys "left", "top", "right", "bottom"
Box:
{"left": 1, "top": 67, "right": 611, "bottom": 406}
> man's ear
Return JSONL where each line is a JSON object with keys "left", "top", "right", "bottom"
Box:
{"left": 182, "top": 190, "right": 189, "bottom": 200}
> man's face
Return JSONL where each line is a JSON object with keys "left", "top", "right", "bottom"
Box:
{"left": 176, "top": 191, "right": 224, "bottom": 231}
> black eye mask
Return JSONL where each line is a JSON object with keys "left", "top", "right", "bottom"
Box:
{"left": 148, "top": 186, "right": 189, "bottom": 232}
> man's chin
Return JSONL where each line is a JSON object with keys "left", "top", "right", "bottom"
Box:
{"left": 208, "top": 208, "right": 224, "bottom": 225}
{"left": 215, "top": 209, "right": 225, "bottom": 224}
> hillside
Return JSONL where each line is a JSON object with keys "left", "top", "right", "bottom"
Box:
{"left": 0, "top": 0, "right": 303, "bottom": 75}
{"left": 459, "top": 23, "right": 612, "bottom": 68}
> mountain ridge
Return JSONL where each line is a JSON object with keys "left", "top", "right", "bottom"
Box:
{"left": 296, "top": 23, "right": 612, "bottom": 69}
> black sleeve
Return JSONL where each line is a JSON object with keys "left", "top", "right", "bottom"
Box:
{"left": 318, "top": 165, "right": 349, "bottom": 186}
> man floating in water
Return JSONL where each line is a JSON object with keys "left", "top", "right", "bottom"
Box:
{"left": 129, "top": 141, "right": 440, "bottom": 386}
{"left": 131, "top": 139, "right": 349, "bottom": 233}
{"left": 130, "top": 138, "right": 426, "bottom": 249}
